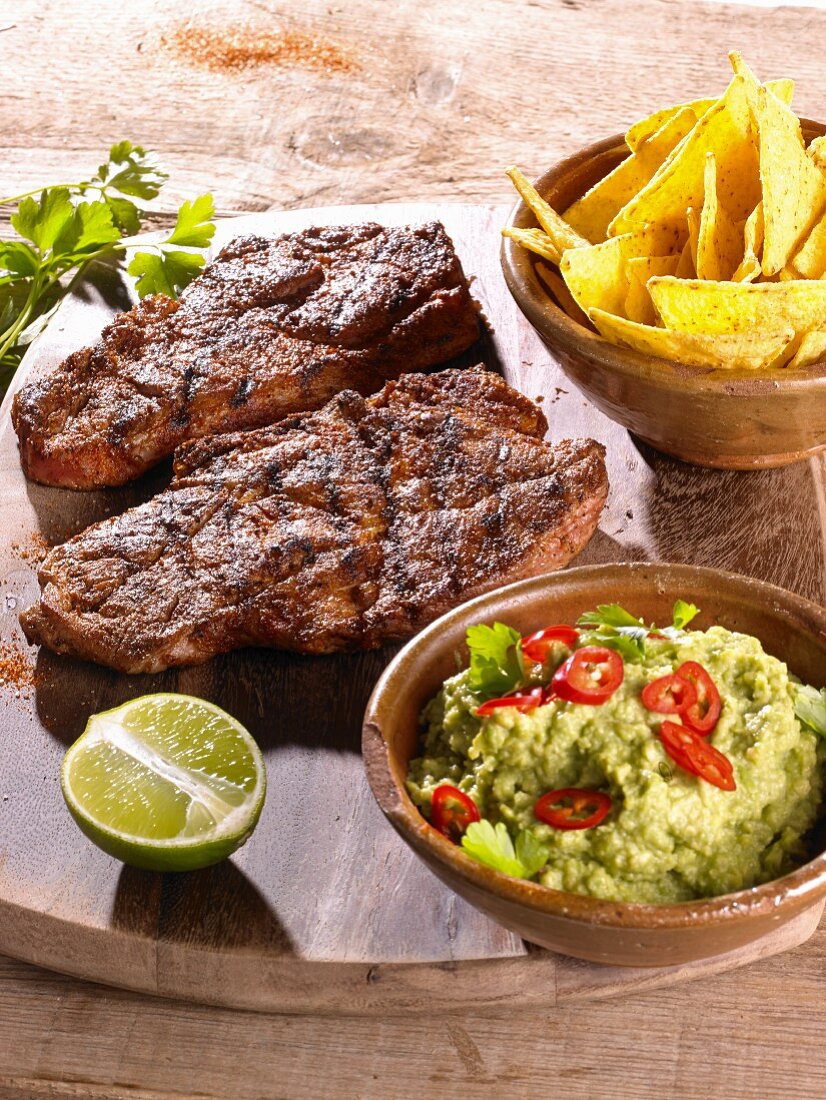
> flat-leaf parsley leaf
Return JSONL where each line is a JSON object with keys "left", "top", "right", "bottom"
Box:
{"left": 465, "top": 622, "right": 525, "bottom": 698}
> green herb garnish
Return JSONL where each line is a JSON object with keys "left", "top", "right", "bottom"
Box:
{"left": 461, "top": 820, "right": 550, "bottom": 880}
{"left": 794, "top": 684, "right": 826, "bottom": 737}
{"left": 0, "top": 141, "right": 215, "bottom": 392}
{"left": 671, "top": 599, "right": 700, "bottom": 630}
{"left": 577, "top": 599, "right": 701, "bottom": 659}
{"left": 465, "top": 622, "right": 525, "bottom": 698}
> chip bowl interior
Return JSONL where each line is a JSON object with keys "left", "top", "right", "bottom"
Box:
{"left": 500, "top": 122, "right": 826, "bottom": 469}
{"left": 362, "top": 562, "right": 826, "bottom": 966}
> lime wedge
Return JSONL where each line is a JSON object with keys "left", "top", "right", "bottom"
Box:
{"left": 61, "top": 693, "right": 266, "bottom": 872}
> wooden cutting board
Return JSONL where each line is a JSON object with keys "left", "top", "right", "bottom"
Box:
{"left": 1, "top": 203, "right": 824, "bottom": 1016}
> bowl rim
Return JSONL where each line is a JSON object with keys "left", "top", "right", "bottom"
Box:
{"left": 499, "top": 120, "right": 826, "bottom": 391}
{"left": 362, "top": 561, "right": 826, "bottom": 931}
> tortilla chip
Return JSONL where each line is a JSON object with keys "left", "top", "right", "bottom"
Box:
{"left": 625, "top": 98, "right": 716, "bottom": 152}
{"left": 506, "top": 166, "right": 589, "bottom": 253}
{"left": 624, "top": 255, "right": 680, "bottom": 325}
{"left": 623, "top": 79, "right": 793, "bottom": 152}
{"left": 536, "top": 263, "right": 591, "bottom": 327}
{"left": 589, "top": 307, "right": 794, "bottom": 369}
{"left": 787, "top": 329, "right": 826, "bottom": 369}
{"left": 564, "top": 107, "right": 698, "bottom": 243}
{"left": 560, "top": 224, "right": 686, "bottom": 317}
{"left": 501, "top": 226, "right": 561, "bottom": 265}
{"left": 610, "top": 75, "right": 761, "bottom": 235}
{"left": 790, "top": 211, "right": 826, "bottom": 279}
{"left": 648, "top": 276, "right": 826, "bottom": 334}
{"left": 696, "top": 152, "right": 744, "bottom": 280}
{"left": 753, "top": 84, "right": 826, "bottom": 274}
{"left": 809, "top": 136, "right": 826, "bottom": 172}
{"left": 732, "top": 203, "right": 763, "bottom": 282}
{"left": 675, "top": 238, "right": 695, "bottom": 279}
{"left": 686, "top": 207, "right": 700, "bottom": 274}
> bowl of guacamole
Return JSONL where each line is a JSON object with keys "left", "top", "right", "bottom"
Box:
{"left": 363, "top": 563, "right": 826, "bottom": 966}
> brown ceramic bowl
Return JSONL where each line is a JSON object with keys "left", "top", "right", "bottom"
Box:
{"left": 363, "top": 562, "right": 826, "bottom": 966}
{"left": 500, "top": 121, "right": 826, "bottom": 470}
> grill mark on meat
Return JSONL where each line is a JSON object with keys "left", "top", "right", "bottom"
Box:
{"left": 21, "top": 368, "right": 608, "bottom": 673}
{"left": 13, "top": 222, "right": 480, "bottom": 490}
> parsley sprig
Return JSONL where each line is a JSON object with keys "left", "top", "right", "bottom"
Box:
{"left": 0, "top": 141, "right": 215, "bottom": 392}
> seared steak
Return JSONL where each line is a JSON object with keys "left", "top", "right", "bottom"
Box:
{"left": 21, "top": 368, "right": 608, "bottom": 673}
{"left": 12, "top": 222, "right": 480, "bottom": 489}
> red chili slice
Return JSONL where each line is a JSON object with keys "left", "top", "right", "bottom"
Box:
{"left": 534, "top": 788, "right": 612, "bottom": 830}
{"left": 659, "top": 721, "right": 736, "bottom": 791}
{"left": 675, "top": 661, "right": 722, "bottom": 735}
{"left": 521, "top": 625, "right": 579, "bottom": 664}
{"left": 430, "top": 784, "right": 481, "bottom": 843}
{"left": 475, "top": 685, "right": 547, "bottom": 716}
{"left": 551, "top": 646, "right": 624, "bottom": 705}
{"left": 641, "top": 672, "right": 698, "bottom": 715}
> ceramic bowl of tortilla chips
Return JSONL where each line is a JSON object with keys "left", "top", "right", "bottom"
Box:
{"left": 501, "top": 120, "right": 826, "bottom": 470}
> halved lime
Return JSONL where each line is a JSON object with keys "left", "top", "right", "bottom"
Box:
{"left": 61, "top": 693, "right": 266, "bottom": 872}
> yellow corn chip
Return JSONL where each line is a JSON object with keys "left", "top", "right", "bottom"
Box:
{"left": 790, "top": 211, "right": 826, "bottom": 279}
{"left": 752, "top": 85, "right": 826, "bottom": 274}
{"left": 501, "top": 226, "right": 561, "bottom": 265}
{"left": 809, "top": 136, "right": 826, "bottom": 172}
{"left": 623, "top": 80, "right": 793, "bottom": 152}
{"left": 696, "top": 152, "right": 744, "bottom": 280}
{"left": 686, "top": 207, "right": 700, "bottom": 274}
{"left": 732, "top": 203, "right": 763, "bottom": 282}
{"left": 675, "top": 238, "right": 695, "bottom": 279}
{"left": 610, "top": 75, "right": 761, "bottom": 235}
{"left": 625, "top": 98, "right": 716, "bottom": 152}
{"left": 561, "top": 224, "right": 686, "bottom": 317}
{"left": 624, "top": 256, "right": 680, "bottom": 325}
{"left": 536, "top": 263, "right": 591, "bottom": 328}
{"left": 648, "top": 276, "right": 826, "bottom": 334}
{"left": 787, "top": 329, "right": 826, "bottom": 369}
{"left": 589, "top": 307, "right": 794, "bottom": 369}
{"left": 506, "top": 166, "right": 589, "bottom": 253}
{"left": 564, "top": 107, "right": 698, "bottom": 243}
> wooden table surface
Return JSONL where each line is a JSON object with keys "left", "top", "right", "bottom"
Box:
{"left": 3, "top": 0, "right": 826, "bottom": 1096}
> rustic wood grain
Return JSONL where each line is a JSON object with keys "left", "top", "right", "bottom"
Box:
{"left": 3, "top": 0, "right": 826, "bottom": 1095}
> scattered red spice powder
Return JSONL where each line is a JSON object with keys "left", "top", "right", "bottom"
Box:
{"left": 161, "top": 23, "right": 358, "bottom": 75}
{"left": 11, "top": 531, "right": 49, "bottom": 565}
{"left": 0, "top": 638, "right": 34, "bottom": 698}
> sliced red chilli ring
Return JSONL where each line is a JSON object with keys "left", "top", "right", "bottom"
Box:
{"left": 430, "top": 784, "right": 481, "bottom": 843}
{"left": 676, "top": 661, "right": 722, "bottom": 735}
{"left": 534, "top": 788, "right": 612, "bottom": 830}
{"left": 521, "top": 626, "right": 579, "bottom": 664}
{"left": 551, "top": 646, "right": 624, "bottom": 705}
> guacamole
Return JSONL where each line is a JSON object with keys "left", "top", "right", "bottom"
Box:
{"left": 407, "top": 625, "right": 825, "bottom": 903}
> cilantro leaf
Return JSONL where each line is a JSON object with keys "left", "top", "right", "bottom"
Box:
{"left": 0, "top": 241, "right": 39, "bottom": 278}
{"left": 66, "top": 201, "right": 120, "bottom": 255}
{"left": 461, "top": 821, "right": 549, "bottom": 880}
{"left": 11, "top": 188, "right": 74, "bottom": 253}
{"left": 672, "top": 599, "right": 700, "bottom": 630}
{"left": 165, "top": 194, "right": 216, "bottom": 249}
{"left": 514, "top": 829, "right": 551, "bottom": 878}
{"left": 127, "top": 249, "right": 206, "bottom": 298}
{"left": 794, "top": 684, "right": 826, "bottom": 737}
{"left": 103, "top": 194, "right": 141, "bottom": 235}
{"left": 577, "top": 603, "right": 650, "bottom": 659}
{"left": 96, "top": 140, "right": 168, "bottom": 200}
{"left": 465, "top": 622, "right": 525, "bottom": 698}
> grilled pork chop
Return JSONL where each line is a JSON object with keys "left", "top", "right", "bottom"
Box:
{"left": 21, "top": 368, "right": 608, "bottom": 673}
{"left": 12, "top": 222, "right": 480, "bottom": 489}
